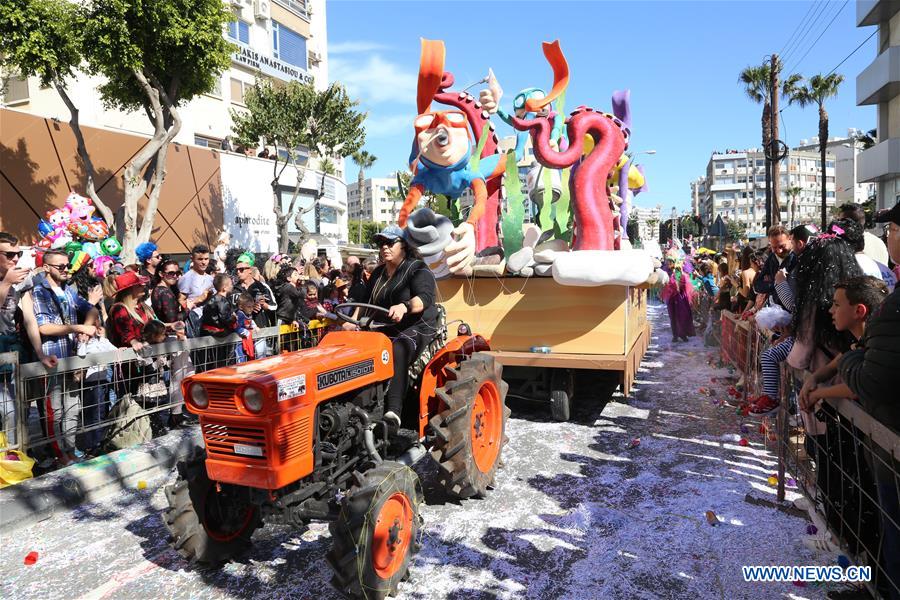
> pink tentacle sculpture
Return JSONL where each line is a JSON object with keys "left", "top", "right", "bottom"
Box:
{"left": 511, "top": 108, "right": 626, "bottom": 251}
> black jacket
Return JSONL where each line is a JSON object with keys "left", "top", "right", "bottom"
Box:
{"left": 753, "top": 251, "right": 797, "bottom": 307}
{"left": 839, "top": 287, "right": 900, "bottom": 433}
{"left": 201, "top": 294, "right": 236, "bottom": 336}
{"left": 365, "top": 259, "right": 437, "bottom": 332}
{"left": 275, "top": 283, "right": 302, "bottom": 324}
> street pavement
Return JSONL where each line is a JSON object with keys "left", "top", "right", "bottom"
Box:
{"left": 0, "top": 303, "right": 840, "bottom": 599}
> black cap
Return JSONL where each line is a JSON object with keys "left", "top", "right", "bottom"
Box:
{"left": 874, "top": 201, "right": 900, "bottom": 226}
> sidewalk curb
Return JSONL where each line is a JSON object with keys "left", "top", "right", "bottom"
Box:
{"left": 0, "top": 428, "right": 203, "bottom": 535}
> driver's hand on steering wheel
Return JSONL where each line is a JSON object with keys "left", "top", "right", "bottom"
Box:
{"left": 341, "top": 321, "right": 359, "bottom": 331}
{"left": 387, "top": 303, "right": 408, "bottom": 323}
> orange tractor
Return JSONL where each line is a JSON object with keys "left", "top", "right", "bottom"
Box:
{"left": 162, "top": 303, "right": 509, "bottom": 599}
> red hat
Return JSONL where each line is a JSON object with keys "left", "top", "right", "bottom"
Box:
{"left": 114, "top": 271, "right": 149, "bottom": 293}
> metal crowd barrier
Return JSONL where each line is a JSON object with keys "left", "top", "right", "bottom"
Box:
{"left": 776, "top": 365, "right": 900, "bottom": 599}
{"left": 1, "top": 321, "right": 328, "bottom": 464}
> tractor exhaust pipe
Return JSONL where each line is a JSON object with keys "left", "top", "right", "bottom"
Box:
{"left": 351, "top": 406, "right": 382, "bottom": 464}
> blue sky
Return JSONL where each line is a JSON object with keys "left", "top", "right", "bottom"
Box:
{"left": 327, "top": 0, "right": 877, "bottom": 212}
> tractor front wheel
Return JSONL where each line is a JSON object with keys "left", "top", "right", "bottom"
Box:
{"left": 429, "top": 352, "right": 510, "bottom": 499}
{"left": 327, "top": 462, "right": 423, "bottom": 599}
{"left": 162, "top": 448, "right": 261, "bottom": 566}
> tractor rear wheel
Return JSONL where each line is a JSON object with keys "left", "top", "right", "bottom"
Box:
{"left": 327, "top": 462, "right": 423, "bottom": 599}
{"left": 162, "top": 448, "right": 261, "bottom": 566}
{"left": 429, "top": 352, "right": 510, "bottom": 499}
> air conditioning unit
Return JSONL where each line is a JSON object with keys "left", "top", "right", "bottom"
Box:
{"left": 308, "top": 51, "right": 322, "bottom": 64}
{"left": 254, "top": 0, "right": 270, "bottom": 20}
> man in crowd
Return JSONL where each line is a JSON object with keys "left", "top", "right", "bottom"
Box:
{"left": 33, "top": 249, "right": 101, "bottom": 463}
{"left": 233, "top": 253, "right": 276, "bottom": 330}
{"left": 752, "top": 224, "right": 796, "bottom": 311}
{"left": 135, "top": 242, "right": 162, "bottom": 289}
{"left": 839, "top": 201, "right": 900, "bottom": 598}
{"left": 178, "top": 244, "right": 214, "bottom": 337}
{"left": 1, "top": 233, "right": 58, "bottom": 448}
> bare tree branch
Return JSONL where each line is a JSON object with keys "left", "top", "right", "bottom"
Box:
{"left": 53, "top": 77, "right": 116, "bottom": 233}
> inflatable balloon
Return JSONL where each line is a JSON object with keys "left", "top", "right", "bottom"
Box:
{"left": 64, "top": 192, "right": 95, "bottom": 222}
{"left": 45, "top": 207, "right": 71, "bottom": 231}
{"left": 49, "top": 232, "right": 73, "bottom": 250}
{"left": 81, "top": 242, "right": 101, "bottom": 258}
{"left": 82, "top": 218, "right": 109, "bottom": 242}
{"left": 67, "top": 221, "right": 90, "bottom": 239}
{"left": 101, "top": 237, "right": 122, "bottom": 256}
{"left": 64, "top": 241, "right": 83, "bottom": 256}
{"left": 38, "top": 220, "right": 55, "bottom": 237}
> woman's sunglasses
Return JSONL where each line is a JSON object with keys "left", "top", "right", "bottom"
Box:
{"left": 1, "top": 251, "right": 23, "bottom": 260}
{"left": 163, "top": 270, "right": 181, "bottom": 277}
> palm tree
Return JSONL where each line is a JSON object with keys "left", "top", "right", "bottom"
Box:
{"left": 351, "top": 150, "right": 377, "bottom": 243}
{"left": 784, "top": 73, "right": 844, "bottom": 229}
{"left": 786, "top": 185, "right": 802, "bottom": 227}
{"left": 739, "top": 64, "right": 774, "bottom": 223}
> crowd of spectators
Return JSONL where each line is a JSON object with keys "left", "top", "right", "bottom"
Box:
{"left": 681, "top": 201, "right": 900, "bottom": 596}
{"left": 0, "top": 231, "right": 377, "bottom": 469}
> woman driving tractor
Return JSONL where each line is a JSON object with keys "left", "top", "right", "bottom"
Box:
{"left": 342, "top": 224, "right": 439, "bottom": 428}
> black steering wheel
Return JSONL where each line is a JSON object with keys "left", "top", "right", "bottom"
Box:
{"left": 333, "top": 302, "right": 392, "bottom": 330}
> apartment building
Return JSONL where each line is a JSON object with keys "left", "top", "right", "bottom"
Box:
{"left": 699, "top": 148, "right": 835, "bottom": 234}
{"left": 856, "top": 0, "right": 900, "bottom": 210}
{"left": 347, "top": 177, "right": 402, "bottom": 224}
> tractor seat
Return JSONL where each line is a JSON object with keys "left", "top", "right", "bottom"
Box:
{"left": 408, "top": 304, "right": 448, "bottom": 381}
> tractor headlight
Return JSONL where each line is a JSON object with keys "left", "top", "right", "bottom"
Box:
{"left": 241, "top": 386, "right": 263, "bottom": 413}
{"left": 190, "top": 383, "right": 208, "bottom": 409}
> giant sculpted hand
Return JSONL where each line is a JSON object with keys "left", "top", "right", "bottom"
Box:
{"left": 444, "top": 222, "right": 476, "bottom": 275}
{"left": 477, "top": 69, "right": 502, "bottom": 115}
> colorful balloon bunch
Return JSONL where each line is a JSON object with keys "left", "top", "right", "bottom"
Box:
{"left": 34, "top": 192, "right": 122, "bottom": 277}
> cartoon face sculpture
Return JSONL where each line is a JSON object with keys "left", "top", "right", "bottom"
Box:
{"left": 414, "top": 110, "right": 471, "bottom": 167}
{"left": 64, "top": 192, "right": 95, "bottom": 221}
{"left": 513, "top": 88, "right": 550, "bottom": 118}
{"left": 46, "top": 208, "right": 71, "bottom": 230}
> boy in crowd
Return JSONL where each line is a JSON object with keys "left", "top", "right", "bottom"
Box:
{"left": 798, "top": 276, "right": 889, "bottom": 410}
{"left": 200, "top": 274, "right": 236, "bottom": 370}
{"left": 233, "top": 293, "right": 257, "bottom": 363}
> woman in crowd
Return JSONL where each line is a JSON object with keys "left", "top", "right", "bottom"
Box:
{"left": 788, "top": 219, "right": 875, "bottom": 553}
{"left": 149, "top": 259, "right": 193, "bottom": 427}
{"left": 108, "top": 271, "right": 154, "bottom": 352}
{"left": 150, "top": 260, "right": 186, "bottom": 327}
{"left": 735, "top": 246, "right": 757, "bottom": 313}
{"left": 660, "top": 258, "right": 695, "bottom": 342}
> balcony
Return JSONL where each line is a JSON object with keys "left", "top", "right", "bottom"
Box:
{"left": 857, "top": 46, "right": 900, "bottom": 106}
{"left": 857, "top": 0, "right": 899, "bottom": 26}
{"left": 857, "top": 138, "right": 900, "bottom": 182}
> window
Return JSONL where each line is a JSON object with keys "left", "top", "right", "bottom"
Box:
{"left": 735, "top": 160, "right": 747, "bottom": 169}
{"left": 228, "top": 20, "right": 250, "bottom": 45}
{"left": 715, "top": 176, "right": 734, "bottom": 184}
{"left": 2, "top": 74, "right": 29, "bottom": 105}
{"left": 194, "top": 135, "right": 223, "bottom": 149}
{"left": 825, "top": 160, "right": 834, "bottom": 168}
{"left": 319, "top": 205, "right": 338, "bottom": 224}
{"left": 756, "top": 159, "right": 765, "bottom": 167}
{"left": 272, "top": 21, "right": 307, "bottom": 69}
{"left": 230, "top": 78, "right": 246, "bottom": 104}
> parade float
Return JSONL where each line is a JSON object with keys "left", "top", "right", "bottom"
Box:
{"left": 397, "top": 39, "right": 657, "bottom": 420}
